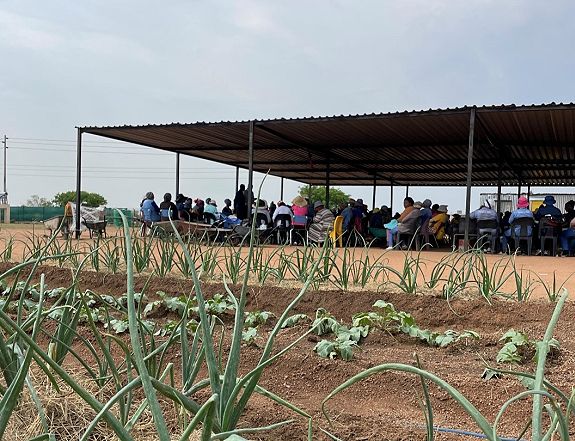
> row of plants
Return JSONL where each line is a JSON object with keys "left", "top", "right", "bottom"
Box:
{"left": 1, "top": 230, "right": 570, "bottom": 303}
{"left": 0, "top": 203, "right": 573, "bottom": 439}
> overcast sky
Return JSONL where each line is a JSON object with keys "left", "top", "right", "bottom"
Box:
{"left": 2, "top": 0, "right": 575, "bottom": 212}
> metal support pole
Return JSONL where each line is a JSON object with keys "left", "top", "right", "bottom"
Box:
{"left": 235, "top": 167, "right": 239, "bottom": 197}
{"left": 463, "top": 108, "right": 476, "bottom": 250}
{"left": 390, "top": 180, "right": 394, "bottom": 213}
{"left": 517, "top": 180, "right": 522, "bottom": 199}
{"left": 405, "top": 185, "right": 409, "bottom": 199}
{"left": 280, "top": 177, "right": 284, "bottom": 201}
{"left": 75, "top": 128, "right": 83, "bottom": 239}
{"left": 372, "top": 176, "right": 377, "bottom": 210}
{"left": 2, "top": 135, "right": 7, "bottom": 199}
{"left": 247, "top": 121, "right": 254, "bottom": 216}
{"left": 496, "top": 169, "right": 502, "bottom": 214}
{"left": 175, "top": 153, "right": 180, "bottom": 197}
{"left": 527, "top": 184, "right": 531, "bottom": 200}
{"left": 325, "top": 156, "right": 330, "bottom": 208}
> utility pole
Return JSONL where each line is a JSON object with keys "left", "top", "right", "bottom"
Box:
{"left": 1, "top": 136, "right": 7, "bottom": 204}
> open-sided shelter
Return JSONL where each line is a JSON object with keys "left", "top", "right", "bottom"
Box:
{"left": 77, "top": 103, "right": 575, "bottom": 244}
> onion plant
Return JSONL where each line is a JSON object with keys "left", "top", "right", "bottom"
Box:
{"left": 166, "top": 184, "right": 323, "bottom": 438}
{"left": 0, "top": 235, "right": 14, "bottom": 262}
{"left": 384, "top": 249, "right": 425, "bottom": 294}
{"left": 472, "top": 251, "right": 513, "bottom": 304}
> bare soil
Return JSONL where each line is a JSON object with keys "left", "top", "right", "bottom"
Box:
{"left": 2, "top": 262, "right": 575, "bottom": 440}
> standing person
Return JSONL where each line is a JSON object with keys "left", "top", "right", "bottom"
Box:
{"left": 234, "top": 185, "right": 247, "bottom": 220}
{"left": 221, "top": 198, "right": 233, "bottom": 217}
{"left": 340, "top": 201, "right": 354, "bottom": 232}
{"left": 269, "top": 201, "right": 277, "bottom": 218}
{"left": 308, "top": 201, "right": 335, "bottom": 244}
{"left": 159, "top": 193, "right": 179, "bottom": 221}
{"left": 244, "top": 185, "right": 254, "bottom": 216}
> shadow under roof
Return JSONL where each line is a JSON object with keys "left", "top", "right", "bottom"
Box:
{"left": 80, "top": 103, "right": 575, "bottom": 187}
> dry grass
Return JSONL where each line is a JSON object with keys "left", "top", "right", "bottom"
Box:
{"left": 4, "top": 364, "right": 201, "bottom": 441}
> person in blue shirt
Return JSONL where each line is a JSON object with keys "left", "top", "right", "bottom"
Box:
{"left": 534, "top": 195, "right": 563, "bottom": 221}
{"left": 420, "top": 199, "right": 433, "bottom": 224}
{"left": 141, "top": 192, "right": 160, "bottom": 223}
{"left": 340, "top": 202, "right": 354, "bottom": 231}
{"left": 534, "top": 195, "right": 562, "bottom": 221}
{"left": 501, "top": 196, "right": 533, "bottom": 253}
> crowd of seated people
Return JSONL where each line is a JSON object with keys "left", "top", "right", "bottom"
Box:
{"left": 140, "top": 187, "right": 575, "bottom": 255}
{"left": 452, "top": 195, "right": 574, "bottom": 255}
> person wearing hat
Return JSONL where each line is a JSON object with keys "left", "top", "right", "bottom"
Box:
{"left": 350, "top": 199, "right": 367, "bottom": 235}
{"left": 291, "top": 195, "right": 309, "bottom": 227}
{"left": 534, "top": 195, "right": 562, "bottom": 221}
{"left": 428, "top": 204, "right": 449, "bottom": 241}
{"left": 159, "top": 193, "right": 179, "bottom": 221}
{"left": 469, "top": 199, "right": 498, "bottom": 250}
{"left": 204, "top": 198, "right": 218, "bottom": 215}
{"left": 141, "top": 192, "right": 161, "bottom": 223}
{"left": 420, "top": 199, "right": 433, "bottom": 224}
{"left": 470, "top": 199, "right": 498, "bottom": 222}
{"left": 501, "top": 196, "right": 534, "bottom": 253}
{"left": 308, "top": 200, "right": 335, "bottom": 244}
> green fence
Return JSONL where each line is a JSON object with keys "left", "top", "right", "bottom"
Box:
{"left": 105, "top": 208, "right": 135, "bottom": 227}
{"left": 10, "top": 206, "right": 64, "bottom": 222}
{"left": 11, "top": 206, "right": 136, "bottom": 225}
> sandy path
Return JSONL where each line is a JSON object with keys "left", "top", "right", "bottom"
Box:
{"left": 1, "top": 223, "right": 573, "bottom": 300}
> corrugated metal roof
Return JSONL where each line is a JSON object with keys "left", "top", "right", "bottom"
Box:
{"left": 80, "top": 103, "right": 575, "bottom": 186}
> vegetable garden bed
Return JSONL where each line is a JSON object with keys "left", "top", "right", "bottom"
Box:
{"left": 2, "top": 261, "right": 574, "bottom": 440}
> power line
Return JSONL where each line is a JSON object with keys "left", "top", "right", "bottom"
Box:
{"left": 10, "top": 146, "right": 171, "bottom": 155}
{"left": 10, "top": 173, "right": 236, "bottom": 180}
{"left": 11, "top": 137, "right": 129, "bottom": 145}
{"left": 9, "top": 164, "right": 233, "bottom": 171}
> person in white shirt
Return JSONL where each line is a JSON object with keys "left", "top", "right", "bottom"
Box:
{"left": 272, "top": 201, "right": 293, "bottom": 222}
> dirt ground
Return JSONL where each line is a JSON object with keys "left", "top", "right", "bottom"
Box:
{"left": 2, "top": 222, "right": 575, "bottom": 300}
{"left": 2, "top": 260, "right": 575, "bottom": 440}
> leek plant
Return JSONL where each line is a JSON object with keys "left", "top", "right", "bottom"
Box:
{"left": 100, "top": 237, "right": 122, "bottom": 274}
{"left": 536, "top": 271, "right": 574, "bottom": 303}
{"left": 472, "top": 251, "right": 513, "bottom": 303}
{"left": 164, "top": 184, "right": 323, "bottom": 438}
{"left": 0, "top": 235, "right": 14, "bottom": 262}
{"left": 384, "top": 249, "right": 425, "bottom": 294}
{"left": 221, "top": 244, "right": 247, "bottom": 284}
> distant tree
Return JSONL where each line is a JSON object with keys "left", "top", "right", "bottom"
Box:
{"left": 53, "top": 191, "right": 107, "bottom": 208}
{"left": 298, "top": 185, "right": 350, "bottom": 209}
{"left": 26, "top": 194, "right": 54, "bottom": 207}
